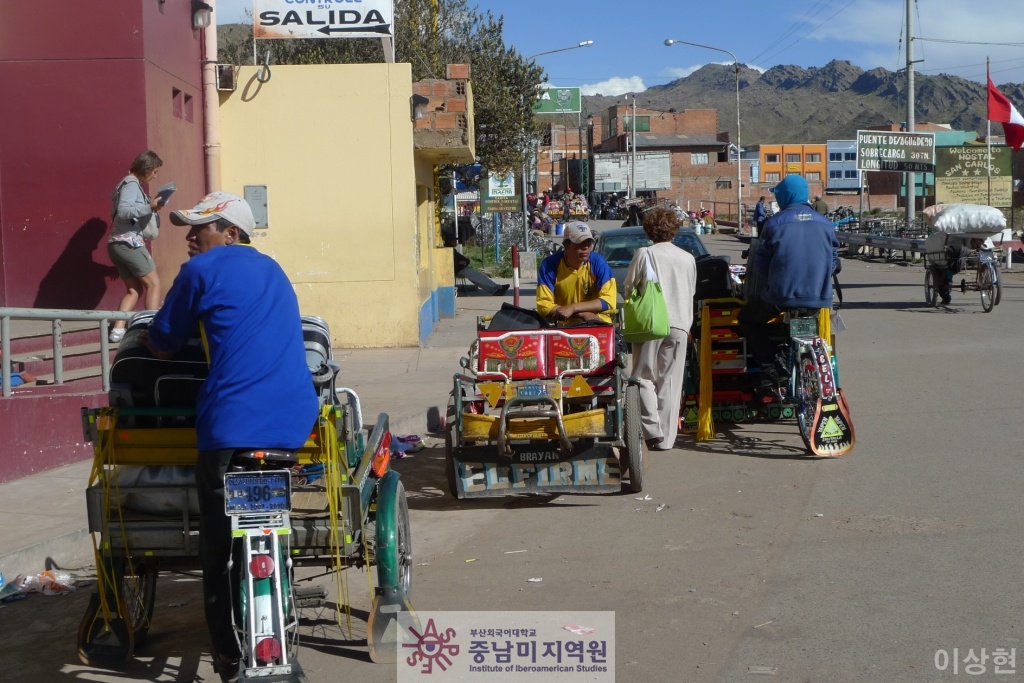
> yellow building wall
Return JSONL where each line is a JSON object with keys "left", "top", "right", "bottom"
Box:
{"left": 219, "top": 64, "right": 429, "bottom": 348}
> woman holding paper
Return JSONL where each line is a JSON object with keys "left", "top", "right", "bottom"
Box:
{"left": 106, "top": 150, "right": 167, "bottom": 343}
{"left": 622, "top": 207, "right": 697, "bottom": 451}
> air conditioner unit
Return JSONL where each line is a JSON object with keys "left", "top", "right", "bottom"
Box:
{"left": 216, "top": 64, "right": 236, "bottom": 92}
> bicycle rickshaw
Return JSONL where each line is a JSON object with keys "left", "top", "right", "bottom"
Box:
{"left": 922, "top": 203, "right": 1006, "bottom": 311}
{"left": 444, "top": 305, "right": 645, "bottom": 498}
{"left": 681, "top": 242, "right": 855, "bottom": 457}
{"left": 77, "top": 313, "right": 413, "bottom": 672}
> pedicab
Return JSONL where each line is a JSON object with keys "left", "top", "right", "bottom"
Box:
{"left": 681, "top": 242, "right": 855, "bottom": 457}
{"left": 921, "top": 203, "right": 1006, "bottom": 311}
{"left": 77, "top": 312, "right": 413, "bottom": 671}
{"left": 444, "top": 304, "right": 644, "bottom": 498}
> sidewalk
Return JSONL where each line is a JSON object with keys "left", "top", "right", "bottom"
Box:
{"left": 0, "top": 282, "right": 520, "bottom": 580}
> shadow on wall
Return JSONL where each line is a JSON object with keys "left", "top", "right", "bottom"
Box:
{"left": 33, "top": 217, "right": 118, "bottom": 309}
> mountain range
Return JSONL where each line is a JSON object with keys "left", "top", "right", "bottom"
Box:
{"left": 582, "top": 60, "right": 1024, "bottom": 146}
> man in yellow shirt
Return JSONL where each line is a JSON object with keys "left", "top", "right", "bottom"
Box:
{"left": 536, "top": 222, "right": 617, "bottom": 324}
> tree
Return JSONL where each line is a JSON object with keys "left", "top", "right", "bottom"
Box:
{"left": 219, "top": 0, "right": 545, "bottom": 174}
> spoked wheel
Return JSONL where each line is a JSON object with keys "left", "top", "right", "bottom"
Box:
{"left": 375, "top": 475, "right": 412, "bottom": 599}
{"left": 924, "top": 270, "right": 938, "bottom": 307}
{"left": 368, "top": 473, "right": 414, "bottom": 664}
{"left": 979, "top": 264, "right": 996, "bottom": 312}
{"left": 620, "top": 384, "right": 645, "bottom": 493}
{"left": 77, "top": 556, "right": 156, "bottom": 665}
{"left": 794, "top": 347, "right": 821, "bottom": 453}
{"left": 444, "top": 392, "right": 462, "bottom": 500}
{"left": 994, "top": 271, "right": 1003, "bottom": 306}
{"left": 118, "top": 556, "right": 157, "bottom": 642}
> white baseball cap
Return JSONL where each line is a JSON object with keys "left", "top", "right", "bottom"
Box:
{"left": 169, "top": 192, "right": 256, "bottom": 236}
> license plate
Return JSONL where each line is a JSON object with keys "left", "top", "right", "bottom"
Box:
{"left": 224, "top": 470, "right": 292, "bottom": 515}
{"left": 512, "top": 381, "right": 561, "bottom": 399}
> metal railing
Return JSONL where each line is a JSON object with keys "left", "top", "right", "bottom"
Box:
{"left": 0, "top": 307, "right": 136, "bottom": 397}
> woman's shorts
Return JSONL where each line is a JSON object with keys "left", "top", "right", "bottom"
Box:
{"left": 108, "top": 241, "right": 155, "bottom": 279}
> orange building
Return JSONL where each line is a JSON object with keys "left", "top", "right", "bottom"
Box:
{"left": 753, "top": 144, "right": 827, "bottom": 193}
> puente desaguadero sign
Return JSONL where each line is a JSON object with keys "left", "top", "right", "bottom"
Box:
{"left": 855, "top": 130, "right": 936, "bottom": 173}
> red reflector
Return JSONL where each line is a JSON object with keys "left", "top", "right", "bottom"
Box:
{"left": 255, "top": 637, "right": 282, "bottom": 664}
{"left": 249, "top": 554, "right": 275, "bottom": 579}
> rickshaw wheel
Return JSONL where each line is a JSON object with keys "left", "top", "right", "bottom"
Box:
{"left": 77, "top": 555, "right": 154, "bottom": 665}
{"left": 444, "top": 392, "right": 463, "bottom": 500}
{"left": 979, "top": 266, "right": 996, "bottom": 312}
{"left": 375, "top": 474, "right": 413, "bottom": 599}
{"left": 118, "top": 556, "right": 157, "bottom": 642}
{"left": 924, "top": 271, "right": 938, "bottom": 307}
{"left": 621, "top": 384, "right": 645, "bottom": 493}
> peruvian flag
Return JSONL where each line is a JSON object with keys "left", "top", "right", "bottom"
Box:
{"left": 988, "top": 77, "right": 1024, "bottom": 150}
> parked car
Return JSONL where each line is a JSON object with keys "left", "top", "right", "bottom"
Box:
{"left": 594, "top": 225, "right": 713, "bottom": 299}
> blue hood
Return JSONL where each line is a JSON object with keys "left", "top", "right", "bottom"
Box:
{"left": 774, "top": 175, "right": 809, "bottom": 209}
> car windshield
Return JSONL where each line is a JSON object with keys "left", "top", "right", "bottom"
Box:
{"left": 600, "top": 235, "right": 651, "bottom": 267}
{"left": 672, "top": 232, "right": 709, "bottom": 258}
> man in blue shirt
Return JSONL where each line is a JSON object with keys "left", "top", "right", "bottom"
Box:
{"left": 142, "top": 192, "right": 318, "bottom": 681}
{"left": 739, "top": 175, "right": 838, "bottom": 390}
{"left": 754, "top": 196, "right": 767, "bottom": 234}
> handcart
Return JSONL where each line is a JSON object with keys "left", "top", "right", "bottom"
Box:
{"left": 444, "top": 305, "right": 644, "bottom": 498}
{"left": 77, "top": 313, "right": 413, "bottom": 667}
{"left": 921, "top": 203, "right": 1006, "bottom": 311}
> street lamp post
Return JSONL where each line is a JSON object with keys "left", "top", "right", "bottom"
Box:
{"left": 522, "top": 40, "right": 595, "bottom": 250}
{"left": 664, "top": 39, "right": 744, "bottom": 233}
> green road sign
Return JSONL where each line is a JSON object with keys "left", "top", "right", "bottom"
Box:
{"left": 533, "top": 87, "right": 582, "bottom": 114}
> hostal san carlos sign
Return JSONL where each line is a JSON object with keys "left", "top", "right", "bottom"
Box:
{"left": 254, "top": 0, "right": 394, "bottom": 39}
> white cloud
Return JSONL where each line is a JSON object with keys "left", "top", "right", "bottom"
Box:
{"left": 580, "top": 76, "right": 646, "bottom": 97}
{"left": 665, "top": 62, "right": 767, "bottom": 82}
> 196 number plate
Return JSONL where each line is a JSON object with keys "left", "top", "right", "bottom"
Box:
{"left": 224, "top": 470, "right": 292, "bottom": 515}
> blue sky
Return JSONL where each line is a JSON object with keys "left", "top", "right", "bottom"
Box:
{"left": 218, "top": 0, "right": 1024, "bottom": 94}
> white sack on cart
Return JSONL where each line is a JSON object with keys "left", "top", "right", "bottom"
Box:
{"left": 115, "top": 465, "right": 200, "bottom": 516}
{"left": 925, "top": 203, "right": 1006, "bottom": 236}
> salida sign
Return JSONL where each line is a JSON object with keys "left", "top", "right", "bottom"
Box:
{"left": 254, "top": 0, "right": 394, "bottom": 39}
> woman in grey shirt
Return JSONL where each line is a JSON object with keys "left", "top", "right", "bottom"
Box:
{"left": 107, "top": 150, "right": 165, "bottom": 342}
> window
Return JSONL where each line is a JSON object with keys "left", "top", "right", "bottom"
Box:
{"left": 785, "top": 153, "right": 801, "bottom": 163}
{"left": 716, "top": 180, "right": 732, "bottom": 189}
{"left": 765, "top": 172, "right": 781, "bottom": 182}
{"left": 844, "top": 170, "right": 858, "bottom": 178}
{"left": 623, "top": 115, "right": 650, "bottom": 132}
{"left": 829, "top": 152, "right": 842, "bottom": 162}
{"left": 606, "top": 118, "right": 617, "bottom": 139}
{"left": 172, "top": 88, "right": 183, "bottom": 119}
{"left": 765, "top": 154, "right": 780, "bottom": 163}
{"left": 806, "top": 153, "right": 821, "bottom": 163}
{"left": 691, "top": 152, "right": 709, "bottom": 165}
{"left": 184, "top": 94, "right": 194, "bottom": 123}
{"left": 844, "top": 152, "right": 857, "bottom": 161}
{"left": 552, "top": 152, "right": 564, "bottom": 162}
{"left": 829, "top": 170, "right": 843, "bottom": 179}
{"left": 806, "top": 172, "right": 820, "bottom": 181}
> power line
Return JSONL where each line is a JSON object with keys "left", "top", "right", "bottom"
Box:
{"left": 754, "top": 0, "right": 860, "bottom": 67}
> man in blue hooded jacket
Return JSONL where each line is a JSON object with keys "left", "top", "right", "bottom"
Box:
{"left": 739, "top": 174, "right": 839, "bottom": 387}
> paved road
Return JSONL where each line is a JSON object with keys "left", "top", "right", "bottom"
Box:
{"left": 3, "top": 235, "right": 1023, "bottom": 682}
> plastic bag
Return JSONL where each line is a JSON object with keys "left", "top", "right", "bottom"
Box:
{"left": 2, "top": 570, "right": 75, "bottom": 598}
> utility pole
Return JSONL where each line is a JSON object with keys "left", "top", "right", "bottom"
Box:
{"left": 630, "top": 96, "right": 637, "bottom": 200}
{"left": 905, "top": 0, "right": 916, "bottom": 229}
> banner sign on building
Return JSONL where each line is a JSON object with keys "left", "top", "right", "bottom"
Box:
{"left": 935, "top": 145, "right": 1013, "bottom": 206}
{"left": 593, "top": 152, "right": 671, "bottom": 192}
{"left": 254, "top": 0, "right": 394, "bottom": 39}
{"left": 856, "top": 130, "right": 935, "bottom": 173}
{"left": 481, "top": 172, "right": 521, "bottom": 212}
{"left": 533, "top": 87, "right": 582, "bottom": 115}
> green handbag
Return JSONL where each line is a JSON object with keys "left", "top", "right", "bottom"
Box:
{"left": 622, "top": 249, "right": 670, "bottom": 343}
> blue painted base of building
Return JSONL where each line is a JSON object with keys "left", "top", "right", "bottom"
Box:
{"left": 419, "top": 286, "right": 456, "bottom": 346}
